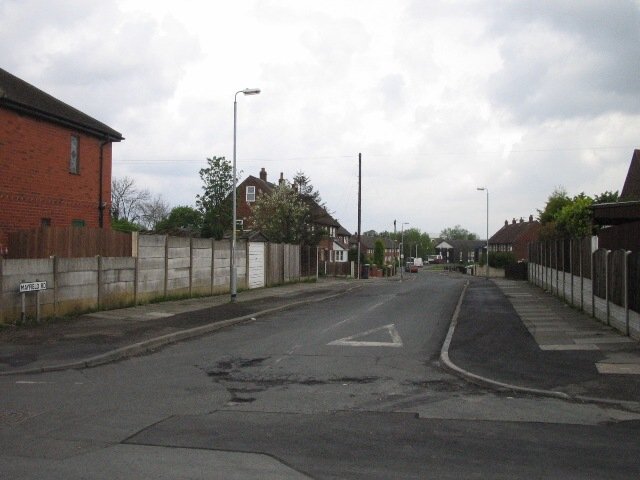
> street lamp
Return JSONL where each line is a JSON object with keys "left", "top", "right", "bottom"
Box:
{"left": 400, "top": 222, "right": 409, "bottom": 280}
{"left": 477, "top": 187, "right": 489, "bottom": 279}
{"left": 231, "top": 88, "right": 260, "bottom": 303}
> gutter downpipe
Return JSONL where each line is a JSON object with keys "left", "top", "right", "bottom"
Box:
{"left": 98, "top": 138, "right": 109, "bottom": 228}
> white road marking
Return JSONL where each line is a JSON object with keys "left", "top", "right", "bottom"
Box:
{"left": 328, "top": 324, "right": 404, "bottom": 348}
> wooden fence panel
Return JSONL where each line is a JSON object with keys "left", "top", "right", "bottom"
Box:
{"left": 608, "top": 249, "right": 626, "bottom": 308}
{"left": 8, "top": 227, "right": 132, "bottom": 259}
{"left": 628, "top": 252, "right": 640, "bottom": 313}
{"left": 592, "top": 249, "right": 608, "bottom": 299}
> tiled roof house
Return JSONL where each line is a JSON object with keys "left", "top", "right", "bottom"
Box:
{"left": 488, "top": 215, "right": 541, "bottom": 261}
{"left": 0, "top": 68, "right": 123, "bottom": 251}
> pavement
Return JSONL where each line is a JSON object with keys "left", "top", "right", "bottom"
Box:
{"left": 442, "top": 275, "right": 640, "bottom": 408}
{"left": 1, "top": 272, "right": 639, "bottom": 409}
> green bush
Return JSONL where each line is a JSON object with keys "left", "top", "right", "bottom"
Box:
{"left": 489, "top": 251, "right": 516, "bottom": 269}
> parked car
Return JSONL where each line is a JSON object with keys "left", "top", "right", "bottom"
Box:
{"left": 406, "top": 262, "right": 418, "bottom": 273}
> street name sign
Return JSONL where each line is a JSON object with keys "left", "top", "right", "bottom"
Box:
{"left": 19, "top": 281, "right": 47, "bottom": 293}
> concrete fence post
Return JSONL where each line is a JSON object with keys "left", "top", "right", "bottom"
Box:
{"left": 561, "top": 239, "right": 566, "bottom": 301}
{"left": 591, "top": 250, "right": 596, "bottom": 319}
{"left": 551, "top": 240, "right": 560, "bottom": 297}
{"left": 164, "top": 235, "right": 169, "bottom": 298}
{"left": 569, "top": 239, "right": 574, "bottom": 307}
{"left": 580, "top": 239, "right": 584, "bottom": 312}
{"left": 97, "top": 255, "right": 103, "bottom": 310}
{"left": 211, "top": 238, "right": 215, "bottom": 296}
{"left": 134, "top": 256, "right": 139, "bottom": 305}
{"left": 625, "top": 250, "right": 631, "bottom": 336}
{"left": 544, "top": 242, "right": 547, "bottom": 290}
{"left": 605, "top": 249, "right": 611, "bottom": 326}
{"left": 189, "top": 237, "right": 194, "bottom": 298}
{"left": 52, "top": 255, "right": 59, "bottom": 317}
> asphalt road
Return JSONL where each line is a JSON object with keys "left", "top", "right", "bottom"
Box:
{"left": 2, "top": 271, "right": 639, "bottom": 479}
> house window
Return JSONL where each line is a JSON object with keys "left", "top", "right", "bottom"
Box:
{"left": 335, "top": 250, "right": 345, "bottom": 261}
{"left": 246, "top": 186, "right": 256, "bottom": 202}
{"left": 41, "top": 218, "right": 51, "bottom": 227}
{"left": 236, "top": 219, "right": 244, "bottom": 231}
{"left": 72, "top": 219, "right": 85, "bottom": 227}
{"left": 69, "top": 135, "right": 79, "bottom": 174}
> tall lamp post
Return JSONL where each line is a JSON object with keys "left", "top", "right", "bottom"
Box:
{"left": 477, "top": 187, "right": 489, "bottom": 279}
{"left": 231, "top": 88, "right": 260, "bottom": 303}
{"left": 400, "top": 222, "right": 409, "bottom": 280}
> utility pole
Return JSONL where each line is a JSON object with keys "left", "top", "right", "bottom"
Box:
{"left": 357, "top": 153, "right": 362, "bottom": 279}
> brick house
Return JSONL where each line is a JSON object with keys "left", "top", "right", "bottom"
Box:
{"left": 234, "top": 168, "right": 347, "bottom": 260}
{"left": 354, "top": 234, "right": 399, "bottom": 264}
{"left": 488, "top": 216, "right": 541, "bottom": 261}
{"left": 0, "top": 68, "right": 124, "bottom": 250}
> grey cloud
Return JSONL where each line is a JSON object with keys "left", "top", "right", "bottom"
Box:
{"left": 486, "top": 0, "right": 640, "bottom": 122}
{"left": 0, "top": 2, "right": 201, "bottom": 127}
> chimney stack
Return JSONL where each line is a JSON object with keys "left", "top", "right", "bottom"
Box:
{"left": 279, "top": 172, "right": 285, "bottom": 185}
{"left": 529, "top": 214, "right": 534, "bottom": 222}
{"left": 259, "top": 167, "right": 267, "bottom": 182}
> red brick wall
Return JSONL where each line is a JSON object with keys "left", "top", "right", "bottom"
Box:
{"left": 236, "top": 177, "right": 269, "bottom": 229}
{"left": 0, "top": 108, "right": 113, "bottom": 249}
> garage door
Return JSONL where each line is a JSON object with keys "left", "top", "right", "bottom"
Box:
{"left": 248, "top": 242, "right": 265, "bottom": 289}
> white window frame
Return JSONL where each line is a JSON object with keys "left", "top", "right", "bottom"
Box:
{"left": 69, "top": 135, "right": 79, "bottom": 174}
{"left": 246, "top": 185, "right": 256, "bottom": 202}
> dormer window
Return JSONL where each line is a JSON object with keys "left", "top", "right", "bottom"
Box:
{"left": 246, "top": 185, "right": 256, "bottom": 202}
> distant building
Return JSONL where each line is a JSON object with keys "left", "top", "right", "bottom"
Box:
{"left": 0, "top": 68, "right": 123, "bottom": 251}
{"left": 353, "top": 235, "right": 399, "bottom": 264}
{"left": 435, "top": 239, "right": 485, "bottom": 264}
{"left": 488, "top": 216, "right": 541, "bottom": 261}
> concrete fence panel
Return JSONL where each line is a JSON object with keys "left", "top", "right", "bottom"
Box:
{"left": 166, "top": 236, "right": 191, "bottom": 296}
{"left": 191, "top": 238, "right": 213, "bottom": 296}
{"left": 137, "top": 235, "right": 167, "bottom": 302}
{"left": 100, "top": 257, "right": 136, "bottom": 309}
{"left": 56, "top": 257, "right": 99, "bottom": 314}
{"left": 0, "top": 258, "right": 55, "bottom": 322}
{"left": 1, "top": 235, "right": 303, "bottom": 324}
{"left": 213, "top": 240, "right": 231, "bottom": 294}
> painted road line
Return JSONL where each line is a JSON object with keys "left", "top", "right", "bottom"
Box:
{"left": 328, "top": 324, "right": 403, "bottom": 348}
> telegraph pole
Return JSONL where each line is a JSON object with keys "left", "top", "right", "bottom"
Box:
{"left": 357, "top": 152, "right": 362, "bottom": 279}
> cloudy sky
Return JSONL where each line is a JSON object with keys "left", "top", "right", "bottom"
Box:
{"left": 2, "top": 0, "right": 639, "bottom": 238}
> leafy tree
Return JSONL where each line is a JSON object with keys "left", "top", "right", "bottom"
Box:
{"left": 250, "top": 183, "right": 315, "bottom": 244}
{"left": 439, "top": 225, "right": 479, "bottom": 241}
{"left": 380, "top": 228, "right": 434, "bottom": 263}
{"left": 196, "top": 156, "right": 234, "bottom": 239}
{"left": 111, "top": 217, "right": 141, "bottom": 233}
{"left": 554, "top": 194, "right": 594, "bottom": 238}
{"left": 111, "top": 176, "right": 150, "bottom": 223}
{"left": 373, "top": 240, "right": 385, "bottom": 266}
{"left": 155, "top": 206, "right": 203, "bottom": 235}
{"left": 594, "top": 190, "right": 619, "bottom": 204}
{"left": 537, "top": 187, "right": 571, "bottom": 224}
